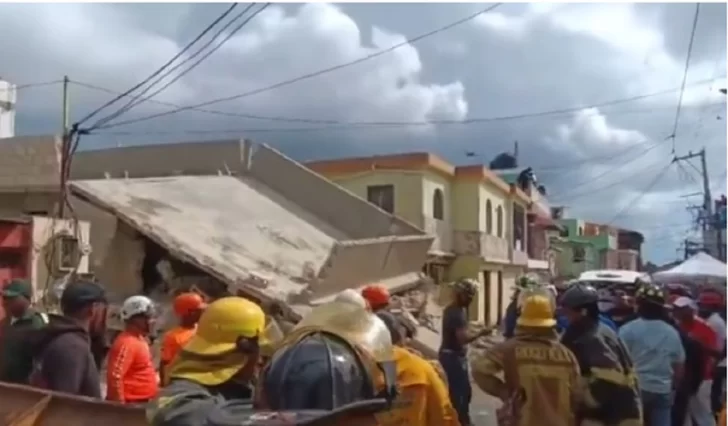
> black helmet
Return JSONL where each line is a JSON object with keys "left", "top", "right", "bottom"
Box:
{"left": 260, "top": 332, "right": 377, "bottom": 411}
{"left": 560, "top": 283, "right": 599, "bottom": 309}
{"left": 635, "top": 283, "right": 666, "bottom": 306}
{"left": 453, "top": 278, "right": 478, "bottom": 297}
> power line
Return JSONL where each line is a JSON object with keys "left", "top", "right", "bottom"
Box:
{"left": 0, "top": 80, "right": 62, "bottom": 91}
{"left": 550, "top": 143, "right": 665, "bottom": 202}
{"left": 76, "top": 3, "right": 240, "bottom": 127}
{"left": 76, "top": 76, "right": 724, "bottom": 130}
{"left": 606, "top": 162, "right": 674, "bottom": 225}
{"left": 93, "top": 3, "right": 269, "bottom": 129}
{"left": 668, "top": 3, "right": 701, "bottom": 153}
{"left": 90, "top": 3, "right": 509, "bottom": 130}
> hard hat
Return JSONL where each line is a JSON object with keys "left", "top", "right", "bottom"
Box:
{"left": 184, "top": 297, "right": 267, "bottom": 357}
{"left": 336, "top": 289, "right": 369, "bottom": 309}
{"left": 560, "top": 283, "right": 599, "bottom": 309}
{"left": 517, "top": 294, "right": 557, "bottom": 328}
{"left": 255, "top": 300, "right": 396, "bottom": 417}
{"left": 635, "top": 283, "right": 666, "bottom": 307}
{"left": 698, "top": 291, "right": 724, "bottom": 307}
{"left": 361, "top": 285, "right": 390, "bottom": 310}
{"left": 120, "top": 295, "right": 155, "bottom": 321}
{"left": 173, "top": 292, "right": 207, "bottom": 317}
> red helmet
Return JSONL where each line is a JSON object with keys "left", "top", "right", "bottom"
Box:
{"left": 173, "top": 292, "right": 207, "bottom": 317}
{"left": 361, "top": 285, "right": 390, "bottom": 310}
{"left": 698, "top": 291, "right": 724, "bottom": 307}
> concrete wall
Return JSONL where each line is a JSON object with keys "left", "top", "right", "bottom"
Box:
{"left": 70, "top": 139, "right": 246, "bottom": 180}
{"left": 319, "top": 171, "right": 425, "bottom": 230}
{"left": 0, "top": 135, "right": 61, "bottom": 191}
{"left": 246, "top": 145, "right": 424, "bottom": 240}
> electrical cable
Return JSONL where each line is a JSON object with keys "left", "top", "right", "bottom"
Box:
{"left": 605, "top": 162, "right": 674, "bottom": 225}
{"left": 89, "top": 3, "right": 509, "bottom": 130}
{"left": 73, "top": 76, "right": 724, "bottom": 131}
{"left": 91, "top": 3, "right": 269, "bottom": 129}
{"left": 75, "top": 3, "right": 240, "bottom": 127}
{"left": 0, "top": 80, "right": 63, "bottom": 91}
{"left": 668, "top": 3, "right": 701, "bottom": 153}
{"left": 550, "top": 143, "right": 665, "bottom": 202}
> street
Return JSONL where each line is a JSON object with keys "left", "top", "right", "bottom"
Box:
{"left": 471, "top": 379, "right": 501, "bottom": 426}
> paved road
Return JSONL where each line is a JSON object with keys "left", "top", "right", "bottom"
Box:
{"left": 471, "top": 382, "right": 500, "bottom": 426}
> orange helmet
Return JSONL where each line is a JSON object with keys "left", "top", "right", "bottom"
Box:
{"left": 173, "top": 292, "right": 207, "bottom": 317}
{"left": 361, "top": 284, "right": 390, "bottom": 310}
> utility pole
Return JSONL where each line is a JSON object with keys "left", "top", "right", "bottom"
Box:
{"left": 62, "top": 75, "right": 70, "bottom": 136}
{"left": 674, "top": 148, "right": 715, "bottom": 257}
{"left": 58, "top": 75, "right": 70, "bottom": 218}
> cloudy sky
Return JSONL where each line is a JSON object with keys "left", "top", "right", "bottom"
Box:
{"left": 0, "top": 2, "right": 726, "bottom": 264}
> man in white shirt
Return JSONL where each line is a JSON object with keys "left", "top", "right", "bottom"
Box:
{"left": 697, "top": 290, "right": 727, "bottom": 416}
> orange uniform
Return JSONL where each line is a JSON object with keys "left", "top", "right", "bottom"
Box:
{"left": 160, "top": 326, "right": 196, "bottom": 364}
{"left": 106, "top": 330, "right": 159, "bottom": 403}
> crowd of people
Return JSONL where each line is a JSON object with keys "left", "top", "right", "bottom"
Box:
{"left": 0, "top": 276, "right": 725, "bottom": 426}
{"left": 466, "top": 277, "right": 727, "bottom": 426}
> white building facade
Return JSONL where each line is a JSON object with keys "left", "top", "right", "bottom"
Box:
{"left": 0, "top": 79, "right": 17, "bottom": 138}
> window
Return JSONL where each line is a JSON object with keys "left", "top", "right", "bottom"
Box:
{"left": 577, "top": 226, "right": 584, "bottom": 236}
{"left": 432, "top": 189, "right": 444, "bottom": 220}
{"left": 485, "top": 199, "right": 493, "bottom": 234}
{"left": 367, "top": 184, "right": 395, "bottom": 214}
{"left": 496, "top": 205, "right": 503, "bottom": 237}
{"left": 573, "top": 247, "right": 585, "bottom": 262}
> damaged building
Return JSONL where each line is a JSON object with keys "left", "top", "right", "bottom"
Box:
{"left": 0, "top": 135, "right": 434, "bottom": 331}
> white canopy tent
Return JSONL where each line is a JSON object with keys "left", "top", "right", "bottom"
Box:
{"left": 653, "top": 252, "right": 727, "bottom": 291}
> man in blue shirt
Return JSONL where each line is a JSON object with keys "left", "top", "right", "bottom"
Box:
{"left": 619, "top": 283, "right": 685, "bottom": 426}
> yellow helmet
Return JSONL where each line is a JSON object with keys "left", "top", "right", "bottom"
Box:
{"left": 184, "top": 296, "right": 266, "bottom": 356}
{"left": 517, "top": 293, "right": 557, "bottom": 328}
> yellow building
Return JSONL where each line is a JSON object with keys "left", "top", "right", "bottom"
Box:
{"left": 306, "top": 153, "right": 531, "bottom": 325}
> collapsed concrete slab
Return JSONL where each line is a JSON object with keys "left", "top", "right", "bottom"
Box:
{"left": 69, "top": 141, "right": 434, "bottom": 323}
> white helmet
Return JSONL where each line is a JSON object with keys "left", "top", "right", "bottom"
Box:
{"left": 120, "top": 295, "right": 155, "bottom": 321}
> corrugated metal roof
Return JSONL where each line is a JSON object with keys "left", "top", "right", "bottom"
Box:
{"left": 70, "top": 176, "right": 348, "bottom": 303}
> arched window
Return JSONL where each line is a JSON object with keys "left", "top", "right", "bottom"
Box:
{"left": 578, "top": 226, "right": 584, "bottom": 236}
{"left": 433, "top": 189, "right": 444, "bottom": 220}
{"left": 496, "top": 205, "right": 503, "bottom": 237}
{"left": 485, "top": 199, "right": 493, "bottom": 234}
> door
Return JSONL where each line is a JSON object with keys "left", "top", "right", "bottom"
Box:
{"left": 483, "top": 270, "right": 492, "bottom": 326}
{"left": 496, "top": 271, "right": 504, "bottom": 324}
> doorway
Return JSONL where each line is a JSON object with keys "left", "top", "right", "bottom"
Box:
{"left": 483, "top": 270, "right": 492, "bottom": 326}
{"left": 496, "top": 271, "right": 504, "bottom": 324}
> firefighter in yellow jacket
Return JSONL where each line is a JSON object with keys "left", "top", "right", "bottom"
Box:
{"left": 471, "top": 285, "right": 581, "bottom": 426}
{"left": 375, "top": 311, "right": 459, "bottom": 426}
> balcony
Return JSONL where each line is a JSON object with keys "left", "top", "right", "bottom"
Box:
{"left": 512, "top": 249, "right": 529, "bottom": 266}
{"left": 421, "top": 215, "right": 453, "bottom": 253}
{"left": 452, "top": 230, "right": 509, "bottom": 263}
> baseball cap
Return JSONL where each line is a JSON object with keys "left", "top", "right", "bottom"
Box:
{"left": 61, "top": 280, "right": 107, "bottom": 308}
{"left": 1, "top": 280, "right": 32, "bottom": 299}
{"left": 672, "top": 296, "right": 697, "bottom": 310}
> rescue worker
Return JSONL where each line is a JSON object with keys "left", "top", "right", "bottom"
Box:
{"left": 619, "top": 283, "right": 684, "bottom": 426}
{"left": 439, "top": 278, "right": 491, "bottom": 426}
{"left": 148, "top": 294, "right": 398, "bottom": 426}
{"left": 106, "top": 295, "right": 159, "bottom": 404}
{"left": 696, "top": 291, "right": 727, "bottom": 417}
{"left": 26, "top": 280, "right": 107, "bottom": 397}
{"left": 362, "top": 284, "right": 391, "bottom": 313}
{"left": 471, "top": 286, "right": 581, "bottom": 426}
{"left": 672, "top": 296, "right": 718, "bottom": 426}
{"left": 159, "top": 292, "right": 207, "bottom": 385}
{"left": 0, "top": 279, "right": 49, "bottom": 384}
{"left": 375, "top": 311, "right": 458, "bottom": 425}
{"left": 559, "top": 283, "right": 643, "bottom": 426}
